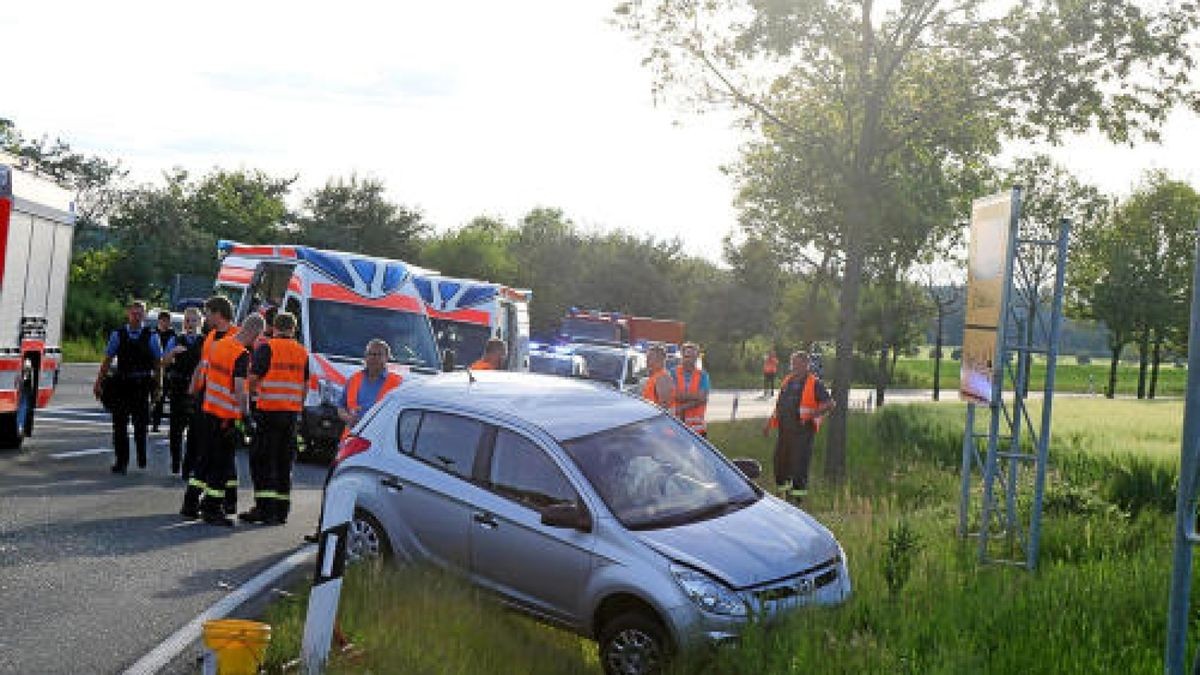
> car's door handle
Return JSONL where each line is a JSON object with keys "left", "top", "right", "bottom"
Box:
{"left": 381, "top": 477, "right": 404, "bottom": 491}
{"left": 473, "top": 512, "right": 498, "bottom": 529}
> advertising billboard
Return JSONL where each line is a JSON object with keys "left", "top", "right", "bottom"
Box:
{"left": 960, "top": 190, "right": 1016, "bottom": 404}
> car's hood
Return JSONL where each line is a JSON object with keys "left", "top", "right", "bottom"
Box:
{"left": 635, "top": 497, "right": 840, "bottom": 589}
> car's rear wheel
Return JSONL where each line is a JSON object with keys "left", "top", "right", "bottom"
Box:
{"left": 347, "top": 509, "right": 391, "bottom": 563}
{"left": 599, "top": 612, "right": 670, "bottom": 675}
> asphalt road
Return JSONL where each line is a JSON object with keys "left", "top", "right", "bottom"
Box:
{"left": 0, "top": 365, "right": 324, "bottom": 675}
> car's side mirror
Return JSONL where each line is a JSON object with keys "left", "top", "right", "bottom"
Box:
{"left": 541, "top": 502, "right": 592, "bottom": 532}
{"left": 733, "top": 458, "right": 762, "bottom": 480}
{"left": 442, "top": 349, "right": 456, "bottom": 373}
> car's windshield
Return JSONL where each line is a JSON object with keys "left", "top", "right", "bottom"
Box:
{"left": 432, "top": 318, "right": 492, "bottom": 369}
{"left": 562, "top": 416, "right": 759, "bottom": 530}
{"left": 308, "top": 299, "right": 440, "bottom": 368}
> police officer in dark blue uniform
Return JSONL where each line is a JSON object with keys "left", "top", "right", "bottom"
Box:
{"left": 93, "top": 300, "right": 163, "bottom": 474}
{"left": 150, "top": 310, "right": 176, "bottom": 432}
{"left": 160, "top": 307, "right": 203, "bottom": 475}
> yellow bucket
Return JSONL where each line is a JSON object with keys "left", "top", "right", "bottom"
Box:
{"left": 202, "top": 619, "right": 272, "bottom": 674}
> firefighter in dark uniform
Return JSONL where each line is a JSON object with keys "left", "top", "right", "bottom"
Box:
{"left": 182, "top": 296, "right": 238, "bottom": 483}
{"left": 93, "top": 300, "right": 162, "bottom": 474}
{"left": 160, "top": 307, "right": 203, "bottom": 475}
{"left": 242, "top": 311, "right": 309, "bottom": 525}
{"left": 180, "top": 313, "right": 264, "bottom": 526}
{"left": 150, "top": 310, "right": 176, "bottom": 432}
{"left": 180, "top": 296, "right": 240, "bottom": 517}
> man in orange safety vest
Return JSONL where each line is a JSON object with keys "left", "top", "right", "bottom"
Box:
{"left": 763, "top": 351, "right": 835, "bottom": 503}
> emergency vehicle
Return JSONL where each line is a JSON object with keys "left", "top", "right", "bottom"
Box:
{"left": 530, "top": 309, "right": 685, "bottom": 391}
{"left": 0, "top": 154, "right": 75, "bottom": 449}
{"left": 411, "top": 273, "right": 531, "bottom": 370}
{"left": 215, "top": 241, "right": 442, "bottom": 454}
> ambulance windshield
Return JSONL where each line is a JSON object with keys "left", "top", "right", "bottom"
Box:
{"left": 431, "top": 318, "right": 491, "bottom": 369}
{"left": 308, "top": 300, "right": 440, "bottom": 368}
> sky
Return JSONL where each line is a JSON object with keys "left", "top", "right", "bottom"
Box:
{"left": 6, "top": 1, "right": 1200, "bottom": 264}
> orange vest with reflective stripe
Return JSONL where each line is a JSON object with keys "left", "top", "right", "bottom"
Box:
{"left": 346, "top": 370, "right": 403, "bottom": 413}
{"left": 769, "top": 372, "right": 823, "bottom": 432}
{"left": 641, "top": 367, "right": 672, "bottom": 408}
{"left": 257, "top": 338, "right": 309, "bottom": 412}
{"left": 193, "top": 324, "right": 240, "bottom": 393}
{"left": 342, "top": 370, "right": 403, "bottom": 440}
{"left": 202, "top": 336, "right": 246, "bottom": 420}
{"left": 673, "top": 366, "right": 707, "bottom": 434}
{"left": 470, "top": 360, "right": 495, "bottom": 370}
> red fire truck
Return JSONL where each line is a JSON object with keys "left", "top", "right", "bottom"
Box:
{"left": 0, "top": 154, "right": 75, "bottom": 449}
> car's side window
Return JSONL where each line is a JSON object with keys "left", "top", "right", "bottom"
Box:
{"left": 411, "top": 411, "right": 484, "bottom": 480}
{"left": 489, "top": 430, "right": 577, "bottom": 511}
{"left": 396, "top": 409, "right": 421, "bottom": 454}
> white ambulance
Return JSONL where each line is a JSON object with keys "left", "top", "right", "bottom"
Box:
{"left": 411, "top": 273, "right": 532, "bottom": 370}
{"left": 0, "top": 154, "right": 75, "bottom": 449}
{"left": 216, "top": 241, "right": 442, "bottom": 454}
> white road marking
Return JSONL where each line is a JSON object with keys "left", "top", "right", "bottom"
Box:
{"left": 123, "top": 545, "right": 316, "bottom": 675}
{"left": 35, "top": 418, "right": 113, "bottom": 428}
{"left": 49, "top": 448, "right": 111, "bottom": 459}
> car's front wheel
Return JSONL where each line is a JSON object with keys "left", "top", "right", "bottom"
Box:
{"left": 599, "top": 612, "right": 671, "bottom": 675}
{"left": 346, "top": 509, "right": 391, "bottom": 563}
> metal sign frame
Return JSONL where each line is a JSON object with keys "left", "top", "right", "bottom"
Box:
{"left": 958, "top": 186, "right": 1070, "bottom": 570}
{"left": 1164, "top": 222, "right": 1200, "bottom": 675}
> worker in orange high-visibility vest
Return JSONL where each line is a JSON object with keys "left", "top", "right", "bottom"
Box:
{"left": 470, "top": 338, "right": 507, "bottom": 370}
{"left": 338, "top": 339, "right": 403, "bottom": 439}
{"left": 242, "top": 311, "right": 309, "bottom": 526}
{"left": 673, "top": 342, "right": 710, "bottom": 436}
{"left": 181, "top": 295, "right": 239, "bottom": 483}
{"left": 763, "top": 351, "right": 835, "bottom": 503}
{"left": 762, "top": 349, "right": 779, "bottom": 398}
{"left": 181, "top": 312, "right": 264, "bottom": 526}
{"left": 303, "top": 338, "right": 404, "bottom": 544}
{"left": 640, "top": 344, "right": 675, "bottom": 410}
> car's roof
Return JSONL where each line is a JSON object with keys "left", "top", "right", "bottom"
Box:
{"left": 392, "top": 371, "right": 660, "bottom": 441}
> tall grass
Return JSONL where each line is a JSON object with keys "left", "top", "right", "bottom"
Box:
{"left": 262, "top": 400, "right": 1193, "bottom": 674}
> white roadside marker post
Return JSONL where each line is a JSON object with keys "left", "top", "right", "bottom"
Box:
{"left": 301, "top": 484, "right": 355, "bottom": 674}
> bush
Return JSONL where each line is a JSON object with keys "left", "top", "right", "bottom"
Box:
{"left": 950, "top": 348, "right": 962, "bottom": 361}
{"left": 64, "top": 283, "right": 125, "bottom": 340}
{"left": 1075, "top": 354, "right": 1091, "bottom": 365}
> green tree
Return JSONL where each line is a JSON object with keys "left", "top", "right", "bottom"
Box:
{"left": 297, "top": 174, "right": 425, "bottom": 260}
{"left": 1112, "top": 173, "right": 1200, "bottom": 398}
{"left": 509, "top": 208, "right": 585, "bottom": 332}
{"left": 0, "top": 117, "right": 126, "bottom": 228}
{"left": 1003, "top": 154, "right": 1109, "bottom": 395}
{"left": 189, "top": 168, "right": 294, "bottom": 243}
{"left": 420, "top": 216, "right": 517, "bottom": 282}
{"left": 617, "top": 0, "right": 1200, "bottom": 480}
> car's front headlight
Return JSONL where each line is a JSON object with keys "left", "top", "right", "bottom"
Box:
{"left": 671, "top": 564, "right": 748, "bottom": 617}
{"left": 318, "top": 380, "right": 344, "bottom": 407}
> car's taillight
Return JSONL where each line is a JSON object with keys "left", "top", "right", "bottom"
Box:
{"left": 333, "top": 435, "right": 371, "bottom": 466}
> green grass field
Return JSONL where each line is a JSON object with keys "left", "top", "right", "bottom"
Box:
{"left": 260, "top": 398, "right": 1191, "bottom": 674}
{"left": 711, "top": 356, "right": 1188, "bottom": 397}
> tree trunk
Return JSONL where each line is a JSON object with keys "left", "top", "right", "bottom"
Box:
{"left": 932, "top": 311, "right": 943, "bottom": 401}
{"left": 1107, "top": 345, "right": 1120, "bottom": 399}
{"left": 1136, "top": 330, "right": 1150, "bottom": 399}
{"left": 825, "top": 242, "right": 865, "bottom": 483}
{"left": 1149, "top": 332, "right": 1163, "bottom": 399}
{"left": 875, "top": 347, "right": 888, "bottom": 408}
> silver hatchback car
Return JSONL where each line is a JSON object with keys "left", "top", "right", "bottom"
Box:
{"left": 328, "top": 372, "right": 851, "bottom": 675}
